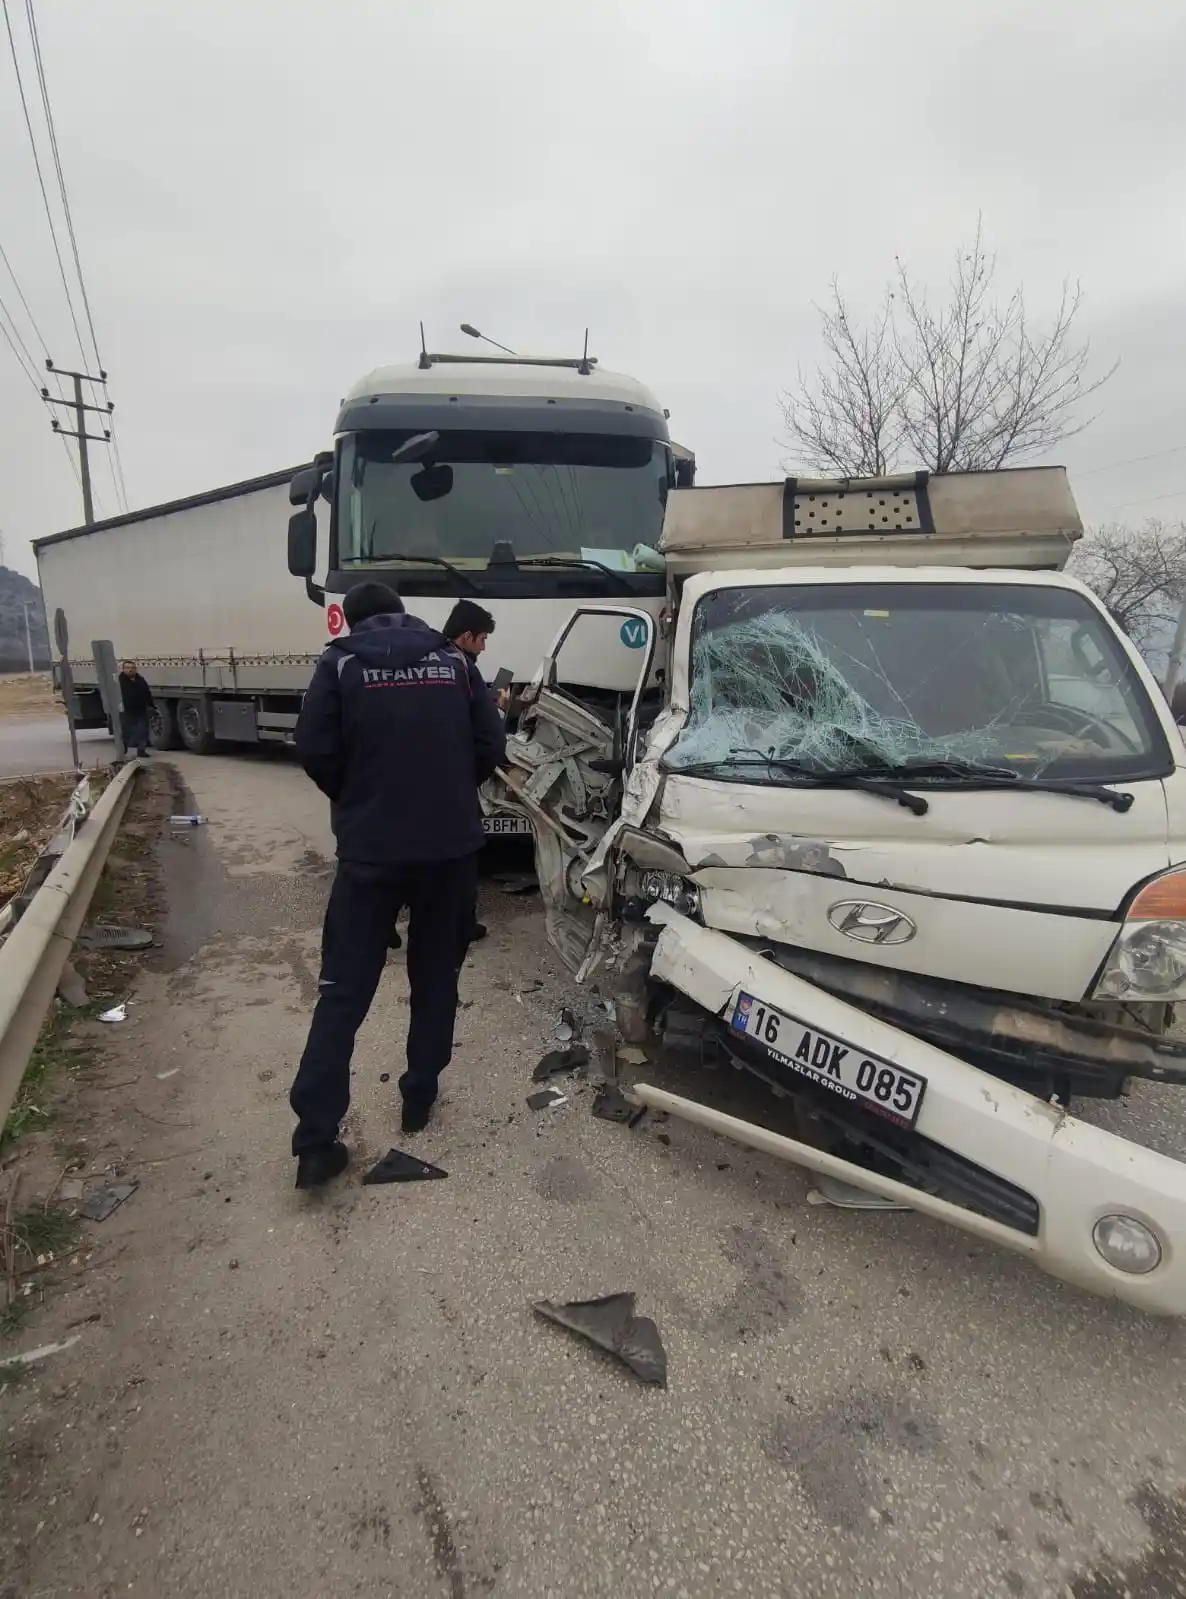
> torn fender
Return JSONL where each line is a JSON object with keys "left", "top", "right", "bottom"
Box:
{"left": 646, "top": 905, "right": 1186, "bottom": 1315}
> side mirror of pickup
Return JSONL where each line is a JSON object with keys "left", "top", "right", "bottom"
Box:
{"left": 288, "top": 507, "right": 317, "bottom": 578}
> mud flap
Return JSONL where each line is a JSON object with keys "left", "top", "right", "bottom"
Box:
{"left": 641, "top": 905, "right": 1186, "bottom": 1315}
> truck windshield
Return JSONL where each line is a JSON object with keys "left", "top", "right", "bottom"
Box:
{"left": 666, "top": 581, "right": 1173, "bottom": 785}
{"left": 337, "top": 430, "right": 670, "bottom": 573}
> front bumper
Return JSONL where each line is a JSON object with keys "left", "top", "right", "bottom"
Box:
{"left": 642, "top": 905, "right": 1186, "bottom": 1315}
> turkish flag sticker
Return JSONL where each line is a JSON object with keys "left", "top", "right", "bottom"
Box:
{"left": 327, "top": 602, "right": 346, "bottom": 637}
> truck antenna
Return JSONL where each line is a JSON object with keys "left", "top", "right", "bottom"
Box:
{"left": 418, "top": 321, "right": 431, "bottom": 371}
{"left": 578, "top": 328, "right": 592, "bottom": 376}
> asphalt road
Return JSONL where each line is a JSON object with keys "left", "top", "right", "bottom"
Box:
{"left": 7, "top": 750, "right": 1186, "bottom": 1598}
{"left": 0, "top": 715, "right": 114, "bottom": 777}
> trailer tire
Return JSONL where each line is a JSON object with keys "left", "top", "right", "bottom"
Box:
{"left": 176, "top": 697, "right": 217, "bottom": 755}
{"left": 148, "top": 699, "right": 183, "bottom": 751}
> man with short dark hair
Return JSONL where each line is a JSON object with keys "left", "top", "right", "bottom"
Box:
{"left": 118, "top": 661, "right": 153, "bottom": 758}
{"left": 443, "top": 599, "right": 496, "bottom": 663}
{"left": 289, "top": 580, "right": 506, "bottom": 1187}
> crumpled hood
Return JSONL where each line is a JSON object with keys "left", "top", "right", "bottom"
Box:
{"left": 330, "top": 611, "right": 449, "bottom": 671}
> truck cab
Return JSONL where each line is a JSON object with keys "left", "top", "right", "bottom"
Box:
{"left": 500, "top": 467, "right": 1186, "bottom": 1315}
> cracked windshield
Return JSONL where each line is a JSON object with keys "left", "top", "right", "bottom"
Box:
{"left": 666, "top": 581, "right": 1169, "bottom": 783}
{"left": 339, "top": 430, "right": 670, "bottom": 574}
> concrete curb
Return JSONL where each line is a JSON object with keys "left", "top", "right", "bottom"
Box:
{"left": 0, "top": 760, "right": 143, "bottom": 1137}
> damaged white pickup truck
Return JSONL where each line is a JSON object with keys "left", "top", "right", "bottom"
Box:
{"left": 494, "top": 466, "right": 1186, "bottom": 1315}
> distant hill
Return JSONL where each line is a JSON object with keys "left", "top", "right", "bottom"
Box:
{"left": 0, "top": 567, "right": 50, "bottom": 673}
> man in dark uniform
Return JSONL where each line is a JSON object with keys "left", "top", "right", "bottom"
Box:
{"left": 389, "top": 599, "right": 503, "bottom": 952}
{"left": 118, "top": 661, "right": 154, "bottom": 758}
{"left": 289, "top": 581, "right": 506, "bottom": 1188}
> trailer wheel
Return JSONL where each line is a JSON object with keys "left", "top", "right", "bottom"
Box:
{"left": 176, "top": 697, "right": 217, "bottom": 755}
{"left": 149, "top": 699, "right": 183, "bottom": 751}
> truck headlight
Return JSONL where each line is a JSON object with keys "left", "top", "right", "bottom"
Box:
{"left": 639, "top": 871, "right": 701, "bottom": 920}
{"left": 1092, "top": 1214, "right": 1162, "bottom": 1275}
{"left": 1094, "top": 869, "right": 1186, "bottom": 1001}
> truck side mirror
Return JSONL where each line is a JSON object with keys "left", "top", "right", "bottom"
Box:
{"left": 288, "top": 507, "right": 317, "bottom": 578}
{"left": 289, "top": 466, "right": 321, "bottom": 506}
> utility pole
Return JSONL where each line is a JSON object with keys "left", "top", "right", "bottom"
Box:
{"left": 21, "top": 601, "right": 35, "bottom": 674}
{"left": 1164, "top": 596, "right": 1186, "bottom": 708}
{"left": 40, "top": 359, "right": 114, "bottom": 525}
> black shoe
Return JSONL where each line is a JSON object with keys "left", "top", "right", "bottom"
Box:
{"left": 400, "top": 1099, "right": 434, "bottom": 1135}
{"left": 294, "top": 1141, "right": 349, "bottom": 1189}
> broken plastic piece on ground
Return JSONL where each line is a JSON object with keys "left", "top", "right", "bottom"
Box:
{"left": 168, "top": 814, "right": 207, "bottom": 827}
{"left": 532, "top": 1045, "right": 591, "bottom": 1083}
{"left": 83, "top": 1180, "right": 139, "bottom": 1220}
{"left": 809, "top": 1174, "right": 912, "bottom": 1211}
{"left": 2, "top": 1334, "right": 82, "bottom": 1371}
{"left": 553, "top": 1007, "right": 580, "bottom": 1044}
{"left": 361, "top": 1148, "right": 448, "bottom": 1184}
{"left": 592, "top": 1084, "right": 646, "bottom": 1126}
{"left": 527, "top": 1087, "right": 569, "bottom": 1112}
{"left": 77, "top": 926, "right": 154, "bottom": 951}
{"left": 98, "top": 1003, "right": 128, "bottom": 1024}
{"left": 533, "top": 1292, "right": 668, "bottom": 1387}
{"left": 615, "top": 1046, "right": 649, "bottom": 1067}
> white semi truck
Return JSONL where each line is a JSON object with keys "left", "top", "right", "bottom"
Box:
{"left": 498, "top": 464, "right": 1186, "bottom": 1315}
{"left": 35, "top": 346, "right": 693, "bottom": 840}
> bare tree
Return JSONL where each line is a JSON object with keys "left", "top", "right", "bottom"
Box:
{"left": 1069, "top": 520, "right": 1186, "bottom": 651}
{"left": 781, "top": 220, "right": 1116, "bottom": 476}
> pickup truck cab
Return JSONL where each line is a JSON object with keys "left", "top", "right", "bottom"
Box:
{"left": 497, "top": 466, "right": 1186, "bottom": 1315}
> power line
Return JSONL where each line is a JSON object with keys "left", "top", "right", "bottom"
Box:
{"left": 2, "top": 0, "right": 88, "bottom": 368}
{"left": 1078, "top": 443, "right": 1186, "bottom": 478}
{"left": 25, "top": 0, "right": 103, "bottom": 381}
{"left": 0, "top": 291, "right": 41, "bottom": 387}
{"left": 1100, "top": 485, "right": 1186, "bottom": 516}
{"left": 0, "top": 235, "right": 52, "bottom": 359}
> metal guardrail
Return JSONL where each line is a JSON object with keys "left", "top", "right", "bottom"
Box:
{"left": 0, "top": 761, "right": 142, "bottom": 1136}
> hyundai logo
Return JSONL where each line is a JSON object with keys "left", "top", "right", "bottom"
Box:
{"left": 827, "top": 900, "right": 917, "bottom": 945}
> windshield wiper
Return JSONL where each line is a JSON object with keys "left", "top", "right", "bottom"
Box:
{"left": 847, "top": 758, "right": 1134, "bottom": 812}
{"left": 515, "top": 555, "right": 635, "bottom": 595}
{"left": 362, "top": 551, "right": 484, "bottom": 595}
{"left": 672, "top": 756, "right": 929, "bottom": 815}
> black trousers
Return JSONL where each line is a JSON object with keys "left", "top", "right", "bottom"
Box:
{"left": 290, "top": 854, "right": 478, "bottom": 1156}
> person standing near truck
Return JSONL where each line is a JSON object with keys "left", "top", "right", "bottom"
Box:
{"left": 118, "top": 661, "right": 154, "bottom": 758}
{"left": 289, "top": 580, "right": 506, "bottom": 1188}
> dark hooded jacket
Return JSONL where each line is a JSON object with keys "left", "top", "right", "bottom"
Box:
{"left": 295, "top": 611, "right": 506, "bottom": 864}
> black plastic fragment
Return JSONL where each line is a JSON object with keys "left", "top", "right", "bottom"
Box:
{"left": 592, "top": 1084, "right": 646, "bottom": 1126}
{"left": 532, "top": 1045, "right": 591, "bottom": 1082}
{"left": 527, "top": 1087, "right": 567, "bottom": 1111}
{"left": 83, "top": 1180, "right": 139, "bottom": 1221}
{"left": 362, "top": 1148, "right": 448, "bottom": 1184}
{"left": 533, "top": 1292, "right": 668, "bottom": 1386}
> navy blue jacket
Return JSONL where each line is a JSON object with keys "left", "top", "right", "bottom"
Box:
{"left": 296, "top": 611, "right": 507, "bottom": 865}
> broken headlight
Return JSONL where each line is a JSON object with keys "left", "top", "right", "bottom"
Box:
{"left": 1094, "top": 869, "right": 1186, "bottom": 1001}
{"left": 639, "top": 870, "right": 701, "bottom": 920}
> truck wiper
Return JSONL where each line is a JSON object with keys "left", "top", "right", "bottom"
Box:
{"left": 515, "top": 555, "right": 634, "bottom": 595}
{"left": 849, "top": 758, "right": 1134, "bottom": 812}
{"left": 671, "top": 755, "right": 929, "bottom": 815}
{"left": 366, "top": 551, "right": 484, "bottom": 595}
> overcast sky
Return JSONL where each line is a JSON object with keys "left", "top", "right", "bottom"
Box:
{"left": 2, "top": 0, "right": 1185, "bottom": 579}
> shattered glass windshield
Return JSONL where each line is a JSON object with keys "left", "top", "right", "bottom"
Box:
{"left": 666, "top": 581, "right": 1173, "bottom": 784}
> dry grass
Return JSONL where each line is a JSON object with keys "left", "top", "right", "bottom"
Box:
{"left": 0, "top": 672, "right": 55, "bottom": 721}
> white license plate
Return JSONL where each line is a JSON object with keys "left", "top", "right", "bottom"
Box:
{"left": 482, "top": 814, "right": 533, "bottom": 836}
{"left": 730, "top": 992, "right": 926, "bottom": 1129}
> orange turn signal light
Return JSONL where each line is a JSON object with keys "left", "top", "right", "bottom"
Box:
{"left": 1128, "top": 869, "right": 1186, "bottom": 921}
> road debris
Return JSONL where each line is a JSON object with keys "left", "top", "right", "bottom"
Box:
{"left": 361, "top": 1148, "right": 448, "bottom": 1184}
{"left": 1, "top": 1334, "right": 82, "bottom": 1370}
{"left": 554, "top": 1007, "right": 580, "bottom": 1043}
{"left": 533, "top": 1292, "right": 668, "bottom": 1387}
{"left": 527, "top": 1087, "right": 569, "bottom": 1112}
{"left": 168, "top": 814, "right": 207, "bottom": 827}
{"left": 532, "top": 1045, "right": 591, "bottom": 1083}
{"left": 98, "top": 1003, "right": 128, "bottom": 1024}
{"left": 615, "top": 1046, "right": 649, "bottom": 1067}
{"left": 77, "top": 925, "right": 155, "bottom": 951}
{"left": 592, "top": 1084, "right": 646, "bottom": 1126}
{"left": 494, "top": 872, "right": 538, "bottom": 896}
{"left": 83, "top": 1180, "right": 139, "bottom": 1221}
